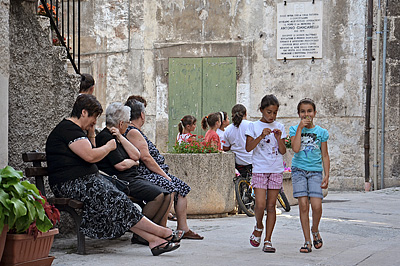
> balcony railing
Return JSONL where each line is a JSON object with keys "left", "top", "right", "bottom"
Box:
{"left": 38, "top": 0, "right": 80, "bottom": 74}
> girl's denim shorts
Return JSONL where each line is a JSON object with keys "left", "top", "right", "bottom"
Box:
{"left": 291, "top": 167, "right": 323, "bottom": 199}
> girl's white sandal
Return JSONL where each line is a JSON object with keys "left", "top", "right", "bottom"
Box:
{"left": 249, "top": 226, "right": 263, "bottom": 247}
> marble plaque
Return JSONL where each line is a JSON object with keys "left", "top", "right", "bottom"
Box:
{"left": 277, "top": 1, "right": 323, "bottom": 60}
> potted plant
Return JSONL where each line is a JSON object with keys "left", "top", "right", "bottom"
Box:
{"left": 171, "top": 135, "right": 219, "bottom": 154}
{"left": 0, "top": 166, "right": 60, "bottom": 266}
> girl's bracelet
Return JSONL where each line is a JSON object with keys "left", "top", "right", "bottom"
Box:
{"left": 88, "top": 135, "right": 95, "bottom": 138}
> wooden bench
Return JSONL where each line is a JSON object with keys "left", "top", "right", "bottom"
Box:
{"left": 22, "top": 151, "right": 87, "bottom": 254}
{"left": 22, "top": 151, "right": 145, "bottom": 255}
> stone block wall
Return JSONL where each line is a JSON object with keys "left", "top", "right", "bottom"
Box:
{"left": 38, "top": 0, "right": 398, "bottom": 191}
{"left": 381, "top": 2, "right": 400, "bottom": 188}
{"left": 79, "top": 0, "right": 369, "bottom": 190}
{"left": 8, "top": 0, "right": 80, "bottom": 171}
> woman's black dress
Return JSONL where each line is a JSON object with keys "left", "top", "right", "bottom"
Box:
{"left": 46, "top": 119, "right": 143, "bottom": 239}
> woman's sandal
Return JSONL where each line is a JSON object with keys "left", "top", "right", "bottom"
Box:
{"left": 151, "top": 241, "right": 180, "bottom": 256}
{"left": 250, "top": 226, "right": 263, "bottom": 247}
{"left": 165, "top": 230, "right": 185, "bottom": 243}
{"left": 262, "top": 240, "right": 276, "bottom": 253}
{"left": 311, "top": 228, "right": 323, "bottom": 249}
{"left": 167, "top": 212, "right": 178, "bottom": 221}
{"left": 300, "top": 241, "right": 312, "bottom": 253}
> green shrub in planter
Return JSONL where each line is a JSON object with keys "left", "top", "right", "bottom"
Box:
{"left": 0, "top": 166, "right": 55, "bottom": 235}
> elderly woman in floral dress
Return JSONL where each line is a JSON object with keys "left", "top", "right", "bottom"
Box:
{"left": 124, "top": 96, "right": 203, "bottom": 240}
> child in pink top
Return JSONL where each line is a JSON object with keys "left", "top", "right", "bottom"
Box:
{"left": 201, "top": 113, "right": 222, "bottom": 151}
{"left": 176, "top": 115, "right": 197, "bottom": 144}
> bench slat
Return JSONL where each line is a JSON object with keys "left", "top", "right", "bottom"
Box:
{"left": 25, "top": 167, "right": 48, "bottom": 177}
{"left": 48, "top": 198, "right": 84, "bottom": 209}
{"left": 68, "top": 199, "right": 84, "bottom": 209}
{"left": 22, "top": 152, "right": 46, "bottom": 162}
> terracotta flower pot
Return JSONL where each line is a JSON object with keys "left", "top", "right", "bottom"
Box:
{"left": 0, "top": 225, "right": 8, "bottom": 262}
{"left": 0, "top": 228, "right": 58, "bottom": 266}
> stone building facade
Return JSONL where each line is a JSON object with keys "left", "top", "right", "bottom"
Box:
{"left": 0, "top": 0, "right": 399, "bottom": 191}
{"left": 78, "top": 0, "right": 386, "bottom": 190}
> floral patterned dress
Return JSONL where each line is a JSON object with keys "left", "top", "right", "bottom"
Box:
{"left": 51, "top": 174, "right": 142, "bottom": 239}
{"left": 125, "top": 125, "right": 191, "bottom": 202}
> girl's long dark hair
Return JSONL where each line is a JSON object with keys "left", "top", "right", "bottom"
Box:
{"left": 201, "top": 113, "right": 220, "bottom": 130}
{"left": 178, "top": 115, "right": 197, "bottom": 134}
{"left": 231, "top": 104, "right": 247, "bottom": 127}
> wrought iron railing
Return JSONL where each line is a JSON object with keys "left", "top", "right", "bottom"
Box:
{"left": 38, "top": 0, "right": 80, "bottom": 74}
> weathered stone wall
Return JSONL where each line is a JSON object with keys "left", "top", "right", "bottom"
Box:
{"left": 77, "top": 0, "right": 399, "bottom": 190}
{"left": 77, "top": 0, "right": 146, "bottom": 130}
{"left": 0, "top": 0, "right": 9, "bottom": 168}
{"left": 8, "top": 0, "right": 79, "bottom": 171}
{"left": 382, "top": 2, "right": 400, "bottom": 188}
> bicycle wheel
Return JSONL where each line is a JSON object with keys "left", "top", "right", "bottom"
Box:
{"left": 277, "top": 190, "right": 291, "bottom": 212}
{"left": 235, "top": 177, "right": 255, "bottom": 217}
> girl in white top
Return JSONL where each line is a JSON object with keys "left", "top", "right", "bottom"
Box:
{"left": 216, "top": 111, "right": 229, "bottom": 147}
{"left": 245, "top": 95, "right": 286, "bottom": 253}
{"left": 176, "top": 115, "right": 197, "bottom": 144}
{"left": 222, "top": 104, "right": 252, "bottom": 177}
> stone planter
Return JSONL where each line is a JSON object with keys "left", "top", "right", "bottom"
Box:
{"left": 0, "top": 228, "right": 58, "bottom": 266}
{"left": 282, "top": 172, "right": 297, "bottom": 206}
{"left": 163, "top": 153, "right": 235, "bottom": 216}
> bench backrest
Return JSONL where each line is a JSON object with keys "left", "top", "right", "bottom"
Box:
{"left": 22, "top": 152, "right": 48, "bottom": 197}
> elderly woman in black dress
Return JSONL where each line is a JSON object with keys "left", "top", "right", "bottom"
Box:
{"left": 124, "top": 97, "right": 203, "bottom": 240}
{"left": 45, "top": 94, "right": 181, "bottom": 256}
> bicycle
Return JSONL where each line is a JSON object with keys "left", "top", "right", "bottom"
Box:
{"left": 234, "top": 172, "right": 290, "bottom": 217}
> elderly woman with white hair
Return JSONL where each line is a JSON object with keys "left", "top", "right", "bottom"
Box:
{"left": 96, "top": 102, "right": 182, "bottom": 244}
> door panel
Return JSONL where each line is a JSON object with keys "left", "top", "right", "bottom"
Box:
{"left": 202, "top": 57, "right": 237, "bottom": 123}
{"left": 168, "top": 58, "right": 202, "bottom": 149}
{"left": 168, "top": 57, "right": 237, "bottom": 151}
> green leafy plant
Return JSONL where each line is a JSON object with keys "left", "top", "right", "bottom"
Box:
{"left": 0, "top": 166, "right": 59, "bottom": 238}
{"left": 172, "top": 135, "right": 219, "bottom": 153}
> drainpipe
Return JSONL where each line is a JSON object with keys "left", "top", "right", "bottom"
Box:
{"left": 364, "top": 0, "right": 373, "bottom": 191}
{"left": 380, "top": 0, "right": 389, "bottom": 190}
{"left": 373, "top": 1, "right": 382, "bottom": 190}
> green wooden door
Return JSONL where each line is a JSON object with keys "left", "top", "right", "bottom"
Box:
{"left": 168, "top": 57, "right": 237, "bottom": 151}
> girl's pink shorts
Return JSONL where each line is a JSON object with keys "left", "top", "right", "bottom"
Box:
{"left": 251, "top": 173, "right": 283, "bottom": 190}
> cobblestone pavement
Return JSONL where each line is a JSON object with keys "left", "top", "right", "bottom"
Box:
{"left": 50, "top": 188, "right": 400, "bottom": 266}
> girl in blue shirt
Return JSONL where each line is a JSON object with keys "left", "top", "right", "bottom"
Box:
{"left": 290, "top": 98, "right": 330, "bottom": 253}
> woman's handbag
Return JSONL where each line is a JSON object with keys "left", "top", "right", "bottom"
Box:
{"left": 100, "top": 172, "right": 130, "bottom": 194}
